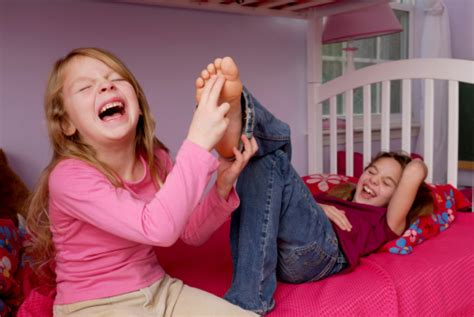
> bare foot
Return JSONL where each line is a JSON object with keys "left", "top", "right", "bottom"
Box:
{"left": 195, "top": 57, "right": 243, "bottom": 159}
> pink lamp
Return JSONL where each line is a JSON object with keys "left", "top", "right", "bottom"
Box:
{"left": 322, "top": 3, "right": 403, "bottom": 72}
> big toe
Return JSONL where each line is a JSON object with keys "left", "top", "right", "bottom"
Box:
{"left": 220, "top": 57, "right": 239, "bottom": 80}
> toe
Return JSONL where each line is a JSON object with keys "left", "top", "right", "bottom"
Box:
{"left": 207, "top": 63, "right": 216, "bottom": 75}
{"left": 195, "top": 77, "right": 204, "bottom": 89}
{"left": 201, "top": 69, "right": 210, "bottom": 80}
{"left": 221, "top": 57, "right": 239, "bottom": 79}
{"left": 214, "top": 58, "right": 223, "bottom": 71}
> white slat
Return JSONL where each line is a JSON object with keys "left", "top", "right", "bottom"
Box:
{"left": 345, "top": 90, "right": 354, "bottom": 176}
{"left": 330, "top": 96, "right": 338, "bottom": 174}
{"left": 401, "top": 79, "right": 412, "bottom": 153}
{"left": 424, "top": 79, "right": 434, "bottom": 183}
{"left": 447, "top": 80, "right": 459, "bottom": 186}
{"left": 381, "top": 80, "right": 390, "bottom": 151}
{"left": 363, "top": 84, "right": 372, "bottom": 168}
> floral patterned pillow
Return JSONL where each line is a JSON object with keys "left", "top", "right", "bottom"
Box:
{"left": 302, "top": 173, "right": 358, "bottom": 196}
{"left": 301, "top": 174, "right": 472, "bottom": 255}
{"left": 383, "top": 183, "right": 471, "bottom": 254}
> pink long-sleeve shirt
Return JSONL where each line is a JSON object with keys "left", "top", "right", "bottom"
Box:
{"left": 49, "top": 140, "right": 239, "bottom": 304}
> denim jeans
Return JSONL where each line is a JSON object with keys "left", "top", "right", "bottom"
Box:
{"left": 224, "top": 88, "right": 347, "bottom": 315}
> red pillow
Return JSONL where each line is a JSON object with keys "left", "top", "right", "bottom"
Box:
{"left": 302, "top": 173, "right": 472, "bottom": 255}
{"left": 302, "top": 173, "right": 358, "bottom": 196}
{"left": 0, "top": 218, "right": 22, "bottom": 315}
{"left": 383, "top": 183, "right": 471, "bottom": 254}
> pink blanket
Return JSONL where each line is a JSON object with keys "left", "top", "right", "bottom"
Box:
{"left": 19, "top": 213, "right": 474, "bottom": 316}
{"left": 156, "top": 212, "right": 474, "bottom": 316}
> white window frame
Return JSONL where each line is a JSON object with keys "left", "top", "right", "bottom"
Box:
{"left": 321, "top": 2, "right": 416, "bottom": 144}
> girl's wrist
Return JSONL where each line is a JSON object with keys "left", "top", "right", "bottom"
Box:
{"left": 216, "top": 184, "right": 232, "bottom": 200}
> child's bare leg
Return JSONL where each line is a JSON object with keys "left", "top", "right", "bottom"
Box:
{"left": 195, "top": 57, "right": 243, "bottom": 159}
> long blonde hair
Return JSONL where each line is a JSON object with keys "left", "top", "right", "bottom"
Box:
{"left": 328, "top": 151, "right": 433, "bottom": 226}
{"left": 26, "top": 47, "right": 168, "bottom": 282}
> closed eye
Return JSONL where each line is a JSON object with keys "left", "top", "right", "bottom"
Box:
{"left": 367, "top": 167, "right": 376, "bottom": 175}
{"left": 79, "top": 85, "right": 91, "bottom": 92}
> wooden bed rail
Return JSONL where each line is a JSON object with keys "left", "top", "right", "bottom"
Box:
{"left": 309, "top": 58, "right": 474, "bottom": 186}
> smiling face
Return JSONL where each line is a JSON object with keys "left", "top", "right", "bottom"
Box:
{"left": 60, "top": 56, "right": 141, "bottom": 151}
{"left": 353, "top": 157, "right": 403, "bottom": 207}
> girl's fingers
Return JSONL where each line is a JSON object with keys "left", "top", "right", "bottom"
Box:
{"left": 217, "top": 102, "right": 231, "bottom": 117}
{"left": 198, "top": 75, "right": 217, "bottom": 104}
{"left": 250, "top": 137, "right": 259, "bottom": 154}
{"left": 241, "top": 136, "right": 258, "bottom": 159}
{"left": 328, "top": 208, "right": 351, "bottom": 231}
{"left": 206, "top": 75, "right": 226, "bottom": 107}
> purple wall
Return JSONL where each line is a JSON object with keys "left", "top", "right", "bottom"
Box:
{"left": 445, "top": 0, "right": 474, "bottom": 60}
{"left": 0, "top": 1, "right": 307, "bottom": 188}
{"left": 1, "top": 1, "right": 472, "bottom": 188}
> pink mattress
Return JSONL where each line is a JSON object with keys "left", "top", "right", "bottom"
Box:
{"left": 155, "top": 212, "right": 474, "bottom": 316}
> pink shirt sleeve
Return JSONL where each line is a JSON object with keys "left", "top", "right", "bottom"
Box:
{"left": 49, "top": 140, "right": 235, "bottom": 247}
{"left": 156, "top": 147, "right": 239, "bottom": 246}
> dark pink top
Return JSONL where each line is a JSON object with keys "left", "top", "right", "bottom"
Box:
{"left": 315, "top": 194, "right": 399, "bottom": 269}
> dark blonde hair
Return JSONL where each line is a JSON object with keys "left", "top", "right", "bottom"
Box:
{"left": 328, "top": 151, "right": 433, "bottom": 226}
{"left": 26, "top": 47, "right": 168, "bottom": 282}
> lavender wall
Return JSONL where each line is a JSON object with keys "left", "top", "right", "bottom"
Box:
{"left": 0, "top": 1, "right": 307, "bottom": 188}
{"left": 1, "top": 1, "right": 472, "bottom": 189}
{"left": 445, "top": 0, "right": 474, "bottom": 60}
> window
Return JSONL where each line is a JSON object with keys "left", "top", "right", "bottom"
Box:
{"left": 322, "top": 2, "right": 414, "bottom": 117}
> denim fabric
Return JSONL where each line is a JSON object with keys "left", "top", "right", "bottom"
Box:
{"left": 224, "top": 88, "right": 347, "bottom": 315}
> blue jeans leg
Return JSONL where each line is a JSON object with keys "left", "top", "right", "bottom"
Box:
{"left": 224, "top": 90, "right": 345, "bottom": 315}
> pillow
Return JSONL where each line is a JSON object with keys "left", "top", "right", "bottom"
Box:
{"left": 383, "top": 183, "right": 471, "bottom": 254}
{"left": 302, "top": 173, "right": 472, "bottom": 255}
{"left": 302, "top": 173, "right": 358, "bottom": 196}
{"left": 0, "top": 218, "right": 22, "bottom": 315}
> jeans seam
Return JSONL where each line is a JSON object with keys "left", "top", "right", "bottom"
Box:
{"left": 257, "top": 154, "right": 278, "bottom": 312}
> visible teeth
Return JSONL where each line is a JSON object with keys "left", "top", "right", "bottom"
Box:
{"left": 363, "top": 185, "right": 375, "bottom": 196}
{"left": 100, "top": 101, "right": 123, "bottom": 114}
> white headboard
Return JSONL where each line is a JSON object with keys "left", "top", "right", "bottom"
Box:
{"left": 308, "top": 58, "right": 474, "bottom": 186}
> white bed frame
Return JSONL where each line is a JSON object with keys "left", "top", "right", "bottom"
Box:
{"left": 309, "top": 58, "right": 474, "bottom": 187}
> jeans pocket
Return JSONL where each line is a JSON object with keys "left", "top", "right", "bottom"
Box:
{"left": 278, "top": 240, "right": 337, "bottom": 284}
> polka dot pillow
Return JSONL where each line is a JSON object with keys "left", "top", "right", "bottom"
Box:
{"left": 302, "top": 174, "right": 471, "bottom": 255}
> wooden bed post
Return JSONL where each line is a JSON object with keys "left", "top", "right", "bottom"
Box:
{"left": 307, "top": 9, "right": 323, "bottom": 175}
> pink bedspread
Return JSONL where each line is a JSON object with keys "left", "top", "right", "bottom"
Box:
{"left": 19, "top": 213, "right": 474, "bottom": 316}
{"left": 156, "top": 212, "right": 474, "bottom": 316}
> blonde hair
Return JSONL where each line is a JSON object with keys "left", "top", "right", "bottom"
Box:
{"left": 26, "top": 47, "right": 167, "bottom": 281}
{"left": 328, "top": 151, "right": 433, "bottom": 226}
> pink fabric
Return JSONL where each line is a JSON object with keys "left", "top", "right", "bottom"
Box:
{"left": 18, "top": 212, "right": 474, "bottom": 316}
{"left": 17, "top": 286, "right": 55, "bottom": 317}
{"left": 155, "top": 212, "right": 474, "bottom": 316}
{"left": 49, "top": 140, "right": 239, "bottom": 304}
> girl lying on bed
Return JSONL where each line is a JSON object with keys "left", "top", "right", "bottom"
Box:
{"left": 197, "top": 57, "right": 435, "bottom": 315}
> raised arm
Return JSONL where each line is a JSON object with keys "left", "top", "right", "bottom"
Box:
{"left": 386, "top": 159, "right": 428, "bottom": 235}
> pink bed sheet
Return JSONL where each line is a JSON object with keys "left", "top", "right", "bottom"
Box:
{"left": 156, "top": 212, "right": 474, "bottom": 316}
{"left": 19, "top": 213, "right": 474, "bottom": 316}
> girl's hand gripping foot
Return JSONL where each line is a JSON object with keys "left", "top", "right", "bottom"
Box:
{"left": 187, "top": 75, "right": 231, "bottom": 151}
{"left": 216, "top": 135, "right": 259, "bottom": 199}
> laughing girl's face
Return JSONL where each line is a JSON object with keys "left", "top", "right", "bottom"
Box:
{"left": 60, "top": 56, "right": 141, "bottom": 151}
{"left": 353, "top": 157, "right": 403, "bottom": 207}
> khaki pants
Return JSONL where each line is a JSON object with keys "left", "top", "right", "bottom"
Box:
{"left": 53, "top": 275, "right": 257, "bottom": 317}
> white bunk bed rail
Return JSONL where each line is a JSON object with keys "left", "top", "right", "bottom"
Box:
{"left": 309, "top": 58, "right": 474, "bottom": 187}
